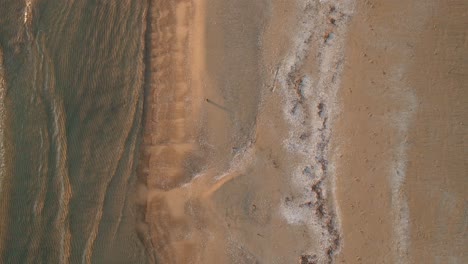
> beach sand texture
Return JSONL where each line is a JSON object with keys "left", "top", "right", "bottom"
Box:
{"left": 138, "top": 0, "right": 467, "bottom": 263}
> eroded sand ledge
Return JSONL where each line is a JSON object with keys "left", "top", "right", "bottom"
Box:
{"left": 138, "top": 0, "right": 467, "bottom": 263}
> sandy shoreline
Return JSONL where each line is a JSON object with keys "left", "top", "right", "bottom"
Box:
{"left": 140, "top": 0, "right": 352, "bottom": 262}
{"left": 139, "top": 0, "right": 467, "bottom": 263}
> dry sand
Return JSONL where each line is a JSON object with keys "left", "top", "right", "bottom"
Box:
{"left": 138, "top": 0, "right": 467, "bottom": 263}
{"left": 333, "top": 0, "right": 467, "bottom": 263}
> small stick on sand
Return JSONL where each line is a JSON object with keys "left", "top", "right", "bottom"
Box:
{"left": 205, "top": 98, "right": 230, "bottom": 112}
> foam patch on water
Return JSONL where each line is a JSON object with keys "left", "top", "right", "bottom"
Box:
{"left": 24, "top": 0, "right": 33, "bottom": 25}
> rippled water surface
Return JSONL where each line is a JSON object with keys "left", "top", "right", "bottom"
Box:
{"left": 0, "top": 1, "right": 149, "bottom": 263}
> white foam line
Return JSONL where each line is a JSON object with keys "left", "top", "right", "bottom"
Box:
{"left": 276, "top": 0, "right": 354, "bottom": 260}
{"left": 389, "top": 77, "right": 417, "bottom": 263}
{"left": 0, "top": 50, "right": 6, "bottom": 211}
{"left": 0, "top": 49, "right": 7, "bottom": 258}
{"left": 392, "top": 141, "right": 411, "bottom": 264}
